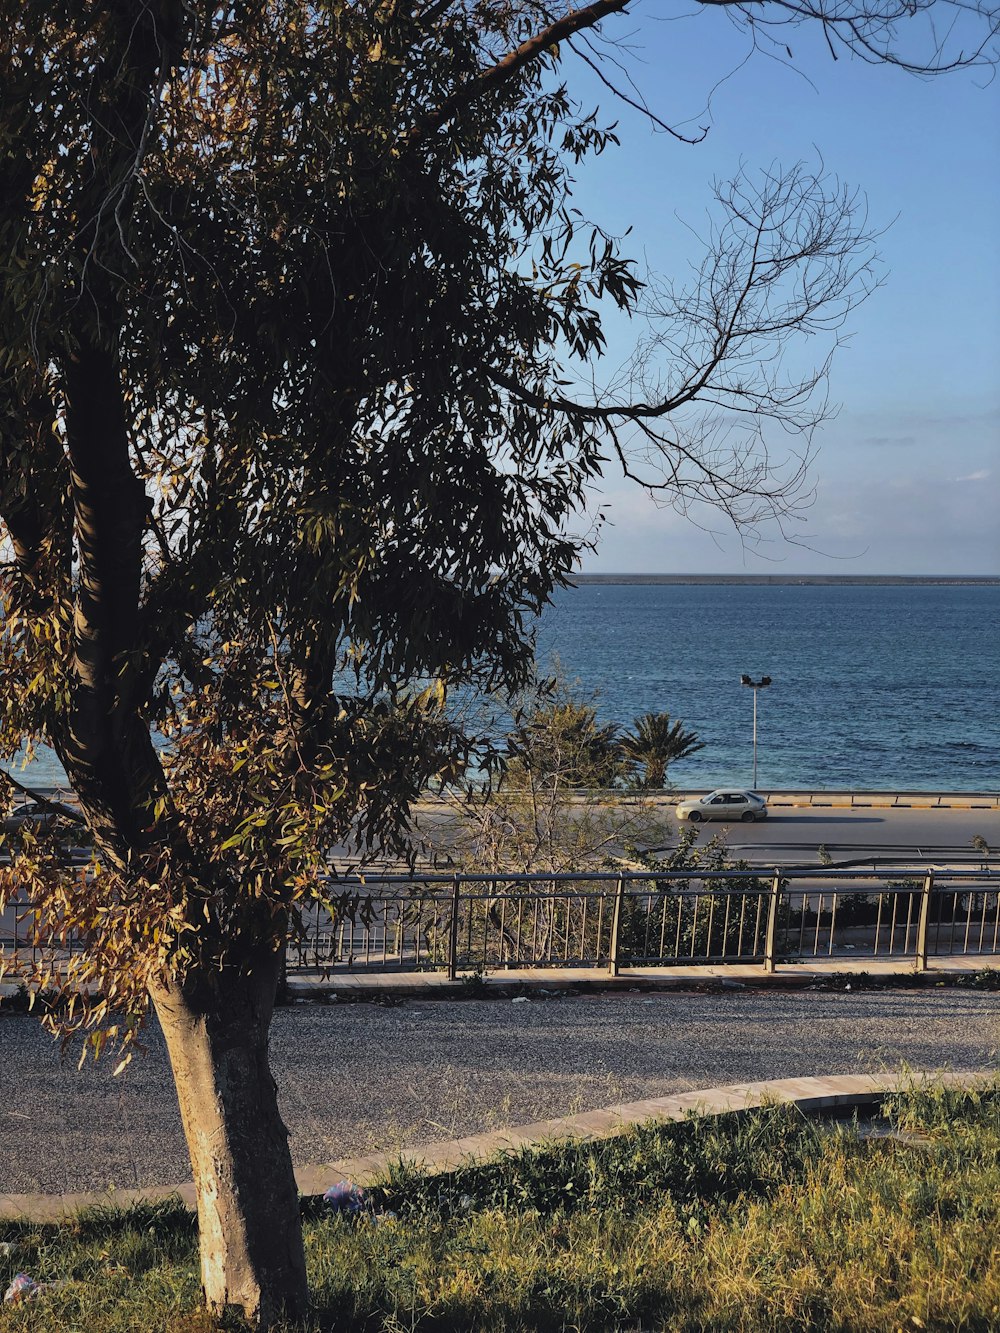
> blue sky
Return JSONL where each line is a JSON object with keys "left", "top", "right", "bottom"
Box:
{"left": 558, "top": 3, "right": 1000, "bottom": 574}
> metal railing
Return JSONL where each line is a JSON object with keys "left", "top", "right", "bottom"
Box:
{"left": 4, "top": 866, "right": 996, "bottom": 980}
{"left": 286, "top": 867, "right": 1000, "bottom": 978}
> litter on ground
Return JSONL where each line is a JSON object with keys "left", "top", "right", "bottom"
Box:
{"left": 323, "top": 1180, "right": 366, "bottom": 1213}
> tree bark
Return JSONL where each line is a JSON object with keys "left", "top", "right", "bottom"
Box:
{"left": 149, "top": 947, "right": 309, "bottom": 1328}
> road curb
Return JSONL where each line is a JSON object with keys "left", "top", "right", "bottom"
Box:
{"left": 2, "top": 1069, "right": 993, "bottom": 1223}
{"left": 303, "top": 1068, "right": 997, "bottom": 1196}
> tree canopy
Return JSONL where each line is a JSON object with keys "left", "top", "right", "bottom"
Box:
{"left": 0, "top": 0, "right": 901, "bottom": 1024}
{"left": 2, "top": 0, "right": 997, "bottom": 1323}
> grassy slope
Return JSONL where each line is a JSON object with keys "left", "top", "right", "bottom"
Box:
{"left": 2, "top": 1083, "right": 999, "bottom": 1332}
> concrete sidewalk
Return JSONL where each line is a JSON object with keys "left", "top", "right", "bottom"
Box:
{"left": 287, "top": 952, "right": 1000, "bottom": 998}
{"left": 417, "top": 789, "right": 1000, "bottom": 812}
{"left": 726, "top": 791, "right": 1000, "bottom": 810}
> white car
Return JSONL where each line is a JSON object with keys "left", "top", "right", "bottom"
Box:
{"left": 674, "top": 789, "right": 768, "bottom": 823}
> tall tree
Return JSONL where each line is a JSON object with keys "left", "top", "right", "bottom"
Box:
{"left": 1, "top": 0, "right": 996, "bottom": 1324}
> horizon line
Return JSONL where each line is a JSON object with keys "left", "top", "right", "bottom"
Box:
{"left": 570, "top": 572, "right": 1000, "bottom": 582}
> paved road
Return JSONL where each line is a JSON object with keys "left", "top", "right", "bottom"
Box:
{"left": 7, "top": 807, "right": 993, "bottom": 950}
{"left": 666, "top": 806, "right": 999, "bottom": 864}
{"left": 414, "top": 803, "right": 998, "bottom": 873}
{"left": 3, "top": 988, "right": 998, "bottom": 1195}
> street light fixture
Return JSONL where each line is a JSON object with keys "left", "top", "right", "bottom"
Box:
{"left": 740, "top": 674, "right": 772, "bottom": 789}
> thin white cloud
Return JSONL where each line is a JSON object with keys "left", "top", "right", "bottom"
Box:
{"left": 955, "top": 469, "right": 991, "bottom": 482}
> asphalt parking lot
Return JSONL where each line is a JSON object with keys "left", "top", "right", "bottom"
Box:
{"left": 3, "top": 986, "right": 999, "bottom": 1195}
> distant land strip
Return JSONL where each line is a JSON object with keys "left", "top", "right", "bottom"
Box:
{"left": 571, "top": 573, "right": 1000, "bottom": 586}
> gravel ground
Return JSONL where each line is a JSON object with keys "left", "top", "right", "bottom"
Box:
{"left": 3, "top": 988, "right": 999, "bottom": 1193}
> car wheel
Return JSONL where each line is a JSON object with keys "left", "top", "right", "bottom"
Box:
{"left": 688, "top": 810, "right": 702, "bottom": 823}
{"left": 741, "top": 810, "right": 756, "bottom": 822}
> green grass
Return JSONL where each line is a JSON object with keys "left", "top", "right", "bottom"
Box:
{"left": 4, "top": 1083, "right": 1000, "bottom": 1331}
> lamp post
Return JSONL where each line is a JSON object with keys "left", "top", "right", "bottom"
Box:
{"left": 740, "top": 674, "right": 772, "bottom": 789}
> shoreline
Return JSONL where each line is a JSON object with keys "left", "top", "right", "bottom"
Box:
{"left": 7, "top": 778, "right": 1000, "bottom": 799}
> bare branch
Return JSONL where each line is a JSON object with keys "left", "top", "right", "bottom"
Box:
{"left": 488, "top": 162, "right": 880, "bottom": 533}
{"left": 699, "top": 0, "right": 1000, "bottom": 74}
{"left": 567, "top": 36, "right": 709, "bottom": 142}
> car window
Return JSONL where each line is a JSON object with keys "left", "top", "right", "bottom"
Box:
{"left": 710, "top": 794, "right": 727, "bottom": 804}
{"left": 729, "top": 794, "right": 747, "bottom": 804}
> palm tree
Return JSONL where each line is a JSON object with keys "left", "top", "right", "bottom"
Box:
{"left": 621, "top": 712, "right": 705, "bottom": 789}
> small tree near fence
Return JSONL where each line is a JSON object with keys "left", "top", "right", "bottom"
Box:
{"left": 617, "top": 830, "right": 772, "bottom": 964}
{"left": 436, "top": 680, "right": 669, "bottom": 875}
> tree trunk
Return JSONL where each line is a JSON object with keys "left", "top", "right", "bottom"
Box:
{"left": 149, "top": 949, "right": 309, "bottom": 1328}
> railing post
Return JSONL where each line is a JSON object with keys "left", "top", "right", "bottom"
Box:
{"left": 447, "top": 873, "right": 462, "bottom": 980}
{"left": 915, "top": 870, "right": 934, "bottom": 972}
{"left": 763, "top": 869, "right": 783, "bottom": 974}
{"left": 609, "top": 873, "right": 626, "bottom": 976}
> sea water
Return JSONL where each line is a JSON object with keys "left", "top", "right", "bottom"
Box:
{"left": 536, "top": 581, "right": 999, "bottom": 792}
{"left": 7, "top": 581, "right": 998, "bottom": 794}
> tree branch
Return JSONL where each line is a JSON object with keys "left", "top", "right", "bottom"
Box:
{"left": 0, "top": 378, "right": 71, "bottom": 587}
{"left": 406, "top": 0, "right": 632, "bottom": 146}
{"left": 567, "top": 36, "right": 709, "bottom": 143}
{"left": 0, "top": 770, "right": 87, "bottom": 826}
{"left": 699, "top": 0, "right": 1000, "bottom": 73}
